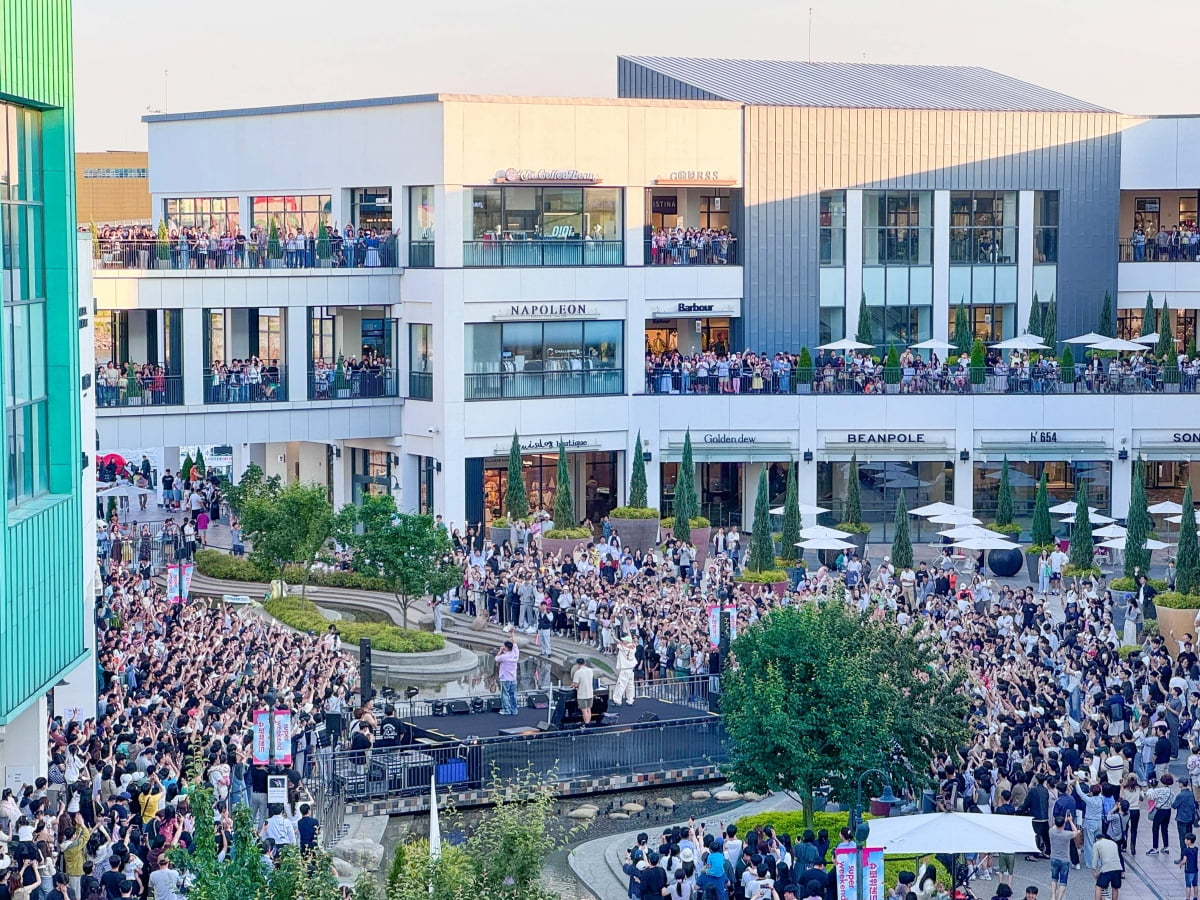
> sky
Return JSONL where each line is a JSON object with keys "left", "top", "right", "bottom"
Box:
{"left": 75, "top": 0, "right": 1200, "bottom": 151}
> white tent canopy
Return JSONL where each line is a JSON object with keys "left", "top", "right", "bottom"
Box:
{"left": 817, "top": 338, "right": 873, "bottom": 351}
{"left": 992, "top": 334, "right": 1049, "bottom": 350}
{"left": 910, "top": 339, "right": 957, "bottom": 351}
{"left": 1093, "top": 524, "right": 1128, "bottom": 538}
{"left": 909, "top": 502, "right": 970, "bottom": 517}
{"left": 797, "top": 525, "right": 852, "bottom": 540}
{"left": 1064, "top": 332, "right": 1111, "bottom": 344}
{"left": 1133, "top": 332, "right": 1160, "bottom": 344}
{"left": 770, "top": 504, "right": 831, "bottom": 517}
{"left": 1087, "top": 337, "right": 1148, "bottom": 352}
{"left": 937, "top": 525, "right": 1010, "bottom": 540}
{"left": 927, "top": 512, "right": 983, "bottom": 525}
{"left": 953, "top": 537, "right": 1021, "bottom": 551}
{"left": 1099, "top": 537, "right": 1172, "bottom": 551}
{"left": 1060, "top": 511, "right": 1116, "bottom": 524}
{"left": 1049, "top": 501, "right": 1094, "bottom": 515}
{"left": 863, "top": 812, "right": 1039, "bottom": 855}
{"left": 797, "top": 538, "right": 857, "bottom": 550}
{"left": 1149, "top": 501, "right": 1184, "bottom": 515}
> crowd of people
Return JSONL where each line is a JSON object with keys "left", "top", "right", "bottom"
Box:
{"left": 94, "top": 364, "right": 179, "bottom": 408}
{"left": 93, "top": 224, "right": 399, "bottom": 271}
{"left": 1129, "top": 224, "right": 1200, "bottom": 262}
{"left": 646, "top": 228, "right": 738, "bottom": 265}
{"left": 309, "top": 358, "right": 396, "bottom": 400}
{"left": 206, "top": 359, "right": 285, "bottom": 404}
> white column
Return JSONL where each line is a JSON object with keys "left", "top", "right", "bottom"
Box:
{"left": 436, "top": 185, "right": 462, "bottom": 268}
{"left": 1017, "top": 190, "right": 1036, "bottom": 333}
{"left": 845, "top": 190, "right": 864, "bottom": 339}
{"left": 181, "top": 308, "right": 204, "bottom": 405}
{"left": 231, "top": 443, "right": 249, "bottom": 483}
{"left": 798, "top": 456, "right": 818, "bottom": 514}
{"left": 286, "top": 308, "right": 309, "bottom": 402}
{"left": 0, "top": 697, "right": 50, "bottom": 782}
{"left": 331, "top": 444, "right": 352, "bottom": 510}
{"left": 627, "top": 187, "right": 646, "bottom": 267}
{"left": 933, "top": 191, "right": 951, "bottom": 340}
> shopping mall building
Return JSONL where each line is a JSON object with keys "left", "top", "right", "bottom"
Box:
{"left": 92, "top": 57, "right": 1200, "bottom": 543}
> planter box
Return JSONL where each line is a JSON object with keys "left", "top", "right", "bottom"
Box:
{"left": 662, "top": 525, "right": 711, "bottom": 561}
{"left": 609, "top": 517, "right": 659, "bottom": 554}
{"left": 1156, "top": 606, "right": 1196, "bottom": 655}
{"left": 540, "top": 536, "right": 590, "bottom": 558}
{"left": 1025, "top": 552, "right": 1041, "bottom": 584}
{"left": 488, "top": 525, "right": 511, "bottom": 547}
{"left": 735, "top": 579, "right": 789, "bottom": 597}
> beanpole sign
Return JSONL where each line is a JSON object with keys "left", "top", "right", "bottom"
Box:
{"left": 845, "top": 433, "right": 927, "bottom": 444}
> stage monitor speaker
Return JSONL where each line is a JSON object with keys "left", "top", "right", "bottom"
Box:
{"left": 430, "top": 700, "right": 446, "bottom": 717}
{"left": 536, "top": 721, "right": 558, "bottom": 732}
{"left": 527, "top": 691, "right": 549, "bottom": 709}
{"left": 708, "top": 691, "right": 722, "bottom": 714}
{"left": 446, "top": 699, "right": 471, "bottom": 715}
{"left": 600, "top": 712, "right": 620, "bottom": 726}
{"left": 485, "top": 697, "right": 503, "bottom": 713}
{"left": 637, "top": 712, "right": 660, "bottom": 723}
{"left": 359, "top": 638, "right": 372, "bottom": 706}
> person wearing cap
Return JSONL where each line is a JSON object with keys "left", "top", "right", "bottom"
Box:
{"left": 570, "top": 658, "right": 595, "bottom": 725}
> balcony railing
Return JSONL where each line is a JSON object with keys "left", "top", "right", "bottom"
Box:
{"left": 1119, "top": 237, "right": 1200, "bottom": 262}
{"left": 95, "top": 373, "right": 184, "bottom": 407}
{"left": 204, "top": 367, "right": 288, "bottom": 404}
{"left": 465, "top": 369, "right": 624, "bottom": 400}
{"left": 640, "top": 366, "right": 1200, "bottom": 396}
{"left": 462, "top": 239, "right": 623, "bottom": 267}
{"left": 408, "top": 240, "right": 435, "bottom": 268}
{"left": 408, "top": 371, "right": 433, "bottom": 400}
{"left": 644, "top": 237, "right": 739, "bottom": 266}
{"left": 93, "top": 237, "right": 400, "bottom": 271}
{"left": 308, "top": 368, "right": 398, "bottom": 400}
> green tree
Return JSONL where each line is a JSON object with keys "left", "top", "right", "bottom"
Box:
{"left": 844, "top": 453, "right": 863, "bottom": 526}
{"left": 194, "top": 447, "right": 206, "bottom": 477}
{"left": 224, "top": 462, "right": 280, "bottom": 516}
{"left": 673, "top": 430, "right": 698, "bottom": 542}
{"left": 628, "top": 430, "right": 649, "bottom": 509}
{"left": 1143, "top": 292, "right": 1156, "bottom": 336}
{"left": 856, "top": 291, "right": 873, "bottom": 347}
{"left": 778, "top": 462, "right": 801, "bottom": 563}
{"left": 504, "top": 432, "right": 529, "bottom": 520}
{"left": 316, "top": 221, "right": 332, "bottom": 264}
{"left": 721, "top": 599, "right": 969, "bottom": 827}
{"left": 953, "top": 301, "right": 972, "bottom": 356}
{"left": 749, "top": 468, "right": 775, "bottom": 573}
{"left": 552, "top": 441, "right": 574, "bottom": 528}
{"left": 156, "top": 220, "right": 170, "bottom": 261}
{"left": 1178, "top": 483, "right": 1199, "bottom": 596}
{"left": 891, "top": 489, "right": 913, "bottom": 569}
{"left": 1027, "top": 292, "right": 1043, "bottom": 336}
{"left": 169, "top": 789, "right": 270, "bottom": 900}
{"left": 240, "top": 482, "right": 335, "bottom": 592}
{"left": 106, "top": 495, "right": 117, "bottom": 521}
{"left": 267, "top": 217, "right": 282, "bottom": 261}
{"left": 385, "top": 838, "right": 476, "bottom": 900}
{"left": 1187, "top": 334, "right": 1197, "bottom": 359}
{"left": 182, "top": 451, "right": 195, "bottom": 483}
{"left": 969, "top": 338, "right": 986, "bottom": 385}
{"left": 1099, "top": 291, "right": 1116, "bottom": 338}
{"left": 1125, "top": 456, "right": 1152, "bottom": 579}
{"left": 1069, "top": 480, "right": 1095, "bottom": 571}
{"left": 797, "top": 346, "right": 813, "bottom": 384}
{"left": 883, "top": 343, "right": 900, "bottom": 385}
{"left": 1031, "top": 472, "right": 1054, "bottom": 549}
{"left": 335, "top": 494, "right": 463, "bottom": 629}
{"left": 1043, "top": 294, "right": 1057, "bottom": 348}
{"left": 1060, "top": 343, "right": 1075, "bottom": 381}
{"left": 1155, "top": 300, "right": 1174, "bottom": 359}
{"left": 995, "top": 456, "right": 1015, "bottom": 527}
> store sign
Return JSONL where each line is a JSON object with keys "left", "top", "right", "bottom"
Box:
{"left": 494, "top": 167, "right": 598, "bottom": 184}
{"left": 654, "top": 171, "right": 738, "bottom": 185}
{"left": 501, "top": 303, "right": 591, "bottom": 318}
{"left": 1030, "top": 431, "right": 1059, "bottom": 443}
{"left": 845, "top": 433, "right": 928, "bottom": 444}
{"left": 643, "top": 300, "right": 742, "bottom": 318}
{"left": 492, "top": 437, "right": 601, "bottom": 454}
{"left": 652, "top": 195, "right": 678, "bottom": 215}
{"left": 703, "top": 433, "right": 760, "bottom": 444}
{"left": 1174, "top": 433, "right": 1200, "bottom": 443}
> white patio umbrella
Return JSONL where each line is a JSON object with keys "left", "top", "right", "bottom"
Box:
{"left": 1049, "top": 500, "right": 1094, "bottom": 515}
{"left": 1134, "top": 332, "right": 1160, "bottom": 345}
{"left": 864, "top": 811, "right": 1039, "bottom": 855}
{"left": 100, "top": 482, "right": 152, "bottom": 498}
{"left": 1093, "top": 524, "right": 1128, "bottom": 538}
{"left": 797, "top": 537, "right": 857, "bottom": 550}
{"left": 909, "top": 501, "right": 971, "bottom": 517}
{"left": 1065, "top": 331, "right": 1111, "bottom": 344}
{"left": 1099, "top": 537, "right": 1172, "bottom": 551}
{"left": 1149, "top": 500, "right": 1184, "bottom": 515}
{"left": 937, "top": 525, "right": 1010, "bottom": 540}
{"left": 953, "top": 537, "right": 1021, "bottom": 551}
{"left": 1087, "top": 337, "right": 1149, "bottom": 352}
{"left": 1060, "top": 511, "right": 1116, "bottom": 524}
{"left": 797, "top": 524, "right": 852, "bottom": 540}
{"left": 991, "top": 334, "right": 1049, "bottom": 350}
{"left": 883, "top": 475, "right": 931, "bottom": 489}
{"left": 927, "top": 512, "right": 983, "bottom": 525}
{"left": 816, "top": 337, "right": 873, "bottom": 351}
{"left": 910, "top": 338, "right": 957, "bottom": 351}
{"left": 769, "top": 504, "right": 830, "bottom": 517}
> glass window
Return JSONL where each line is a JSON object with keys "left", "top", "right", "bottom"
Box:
{"left": 584, "top": 188, "right": 621, "bottom": 241}
{"left": 164, "top": 197, "right": 240, "bottom": 234}
{"left": 251, "top": 195, "right": 331, "bottom": 235}
{"left": 464, "top": 186, "right": 624, "bottom": 264}
{"left": 584, "top": 320, "right": 622, "bottom": 368}
{"left": 350, "top": 187, "right": 392, "bottom": 233}
{"left": 1182, "top": 195, "right": 1199, "bottom": 229}
{"left": 464, "top": 321, "right": 625, "bottom": 398}
{"left": 819, "top": 308, "right": 845, "bottom": 346}
{"left": 468, "top": 187, "right": 502, "bottom": 239}
{"left": 820, "top": 191, "right": 846, "bottom": 266}
{"left": 863, "top": 190, "right": 932, "bottom": 266}
{"left": 1034, "top": 191, "right": 1059, "bottom": 264}
{"left": 950, "top": 191, "right": 1018, "bottom": 265}
{"left": 410, "top": 186, "right": 435, "bottom": 240}
{"left": 410, "top": 324, "right": 433, "bottom": 373}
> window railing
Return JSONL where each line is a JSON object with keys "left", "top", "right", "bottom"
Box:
{"left": 93, "top": 237, "right": 401, "bottom": 271}
{"left": 462, "top": 239, "right": 623, "bottom": 267}
{"left": 639, "top": 366, "right": 1199, "bottom": 396}
{"left": 408, "top": 371, "right": 433, "bottom": 400}
{"left": 95, "top": 373, "right": 183, "bottom": 407}
{"left": 465, "top": 369, "right": 624, "bottom": 400}
{"left": 408, "top": 240, "right": 435, "bottom": 268}
{"left": 1119, "top": 237, "right": 1200, "bottom": 262}
{"left": 308, "top": 368, "right": 398, "bottom": 400}
{"left": 204, "top": 367, "right": 288, "bottom": 404}
{"left": 643, "top": 237, "right": 738, "bottom": 266}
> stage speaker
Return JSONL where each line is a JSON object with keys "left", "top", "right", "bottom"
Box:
{"left": 447, "top": 699, "right": 470, "bottom": 715}
{"left": 485, "top": 697, "right": 503, "bottom": 713}
{"left": 536, "top": 721, "right": 558, "bottom": 732}
{"left": 359, "top": 638, "right": 372, "bottom": 706}
{"left": 527, "top": 691, "right": 549, "bottom": 709}
{"left": 430, "top": 700, "right": 446, "bottom": 717}
{"left": 637, "top": 712, "right": 660, "bottom": 723}
{"left": 600, "top": 712, "right": 620, "bottom": 726}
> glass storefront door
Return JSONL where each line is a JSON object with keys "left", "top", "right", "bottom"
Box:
{"left": 818, "top": 460, "right": 954, "bottom": 543}
{"left": 481, "top": 451, "right": 618, "bottom": 525}
{"left": 661, "top": 462, "right": 743, "bottom": 527}
{"left": 972, "top": 460, "right": 1111, "bottom": 540}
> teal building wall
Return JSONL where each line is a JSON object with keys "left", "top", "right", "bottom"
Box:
{"left": 0, "top": 0, "right": 85, "bottom": 724}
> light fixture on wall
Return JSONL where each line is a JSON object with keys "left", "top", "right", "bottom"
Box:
{"left": 1118, "top": 448, "right": 1129, "bottom": 461}
{"left": 331, "top": 445, "right": 341, "bottom": 459}
{"left": 959, "top": 449, "right": 970, "bottom": 462}
{"left": 643, "top": 451, "right": 653, "bottom": 463}
{"left": 802, "top": 450, "right": 814, "bottom": 462}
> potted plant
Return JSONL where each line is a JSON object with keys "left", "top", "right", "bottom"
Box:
{"left": 1153, "top": 592, "right": 1200, "bottom": 655}
{"left": 664, "top": 431, "right": 712, "bottom": 561}
{"left": 267, "top": 218, "right": 282, "bottom": 268}
{"left": 883, "top": 344, "right": 901, "bottom": 393}
{"left": 125, "top": 369, "right": 144, "bottom": 406}
{"left": 969, "top": 339, "right": 986, "bottom": 386}
{"left": 610, "top": 431, "right": 661, "bottom": 552}
{"left": 541, "top": 442, "right": 591, "bottom": 556}
{"left": 796, "top": 347, "right": 814, "bottom": 394}
{"left": 316, "top": 222, "right": 333, "bottom": 268}
{"left": 155, "top": 220, "right": 170, "bottom": 267}
{"left": 333, "top": 358, "right": 350, "bottom": 398}
{"left": 734, "top": 469, "right": 789, "bottom": 595}
{"left": 1059, "top": 344, "right": 1075, "bottom": 393}
{"left": 1025, "top": 472, "right": 1056, "bottom": 582}
{"left": 988, "top": 456, "right": 1025, "bottom": 576}
{"left": 492, "top": 432, "right": 528, "bottom": 545}
{"left": 836, "top": 452, "right": 872, "bottom": 557}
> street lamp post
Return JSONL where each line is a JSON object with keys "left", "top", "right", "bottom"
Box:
{"left": 850, "top": 769, "right": 901, "bottom": 900}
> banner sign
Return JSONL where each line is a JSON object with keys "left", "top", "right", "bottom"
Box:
{"left": 166, "top": 563, "right": 194, "bottom": 603}
{"left": 251, "top": 708, "right": 293, "bottom": 766}
{"left": 834, "top": 847, "right": 885, "bottom": 900}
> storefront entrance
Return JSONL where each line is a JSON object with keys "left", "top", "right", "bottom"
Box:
{"left": 661, "top": 461, "right": 743, "bottom": 528}
{"left": 1146, "top": 460, "right": 1198, "bottom": 506}
{"left": 818, "top": 460, "right": 955, "bottom": 543}
{"left": 972, "top": 460, "right": 1111, "bottom": 539}
{"left": 645, "top": 318, "right": 732, "bottom": 357}
{"left": 479, "top": 451, "right": 618, "bottom": 525}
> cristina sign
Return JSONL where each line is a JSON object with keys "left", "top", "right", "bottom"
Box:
{"left": 494, "top": 168, "right": 598, "bottom": 184}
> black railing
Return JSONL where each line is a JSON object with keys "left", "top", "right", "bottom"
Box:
{"left": 644, "top": 237, "right": 738, "bottom": 266}
{"left": 408, "top": 240, "right": 435, "bottom": 268}
{"left": 95, "top": 374, "right": 183, "bottom": 407}
{"left": 93, "top": 237, "right": 400, "bottom": 271}
{"left": 1119, "top": 237, "right": 1200, "bottom": 262}
{"left": 408, "top": 371, "right": 433, "bottom": 400}
{"left": 308, "top": 368, "right": 397, "bottom": 400}
{"left": 204, "top": 367, "right": 288, "bottom": 404}
{"left": 462, "top": 239, "right": 623, "bottom": 267}
{"left": 465, "top": 369, "right": 624, "bottom": 400}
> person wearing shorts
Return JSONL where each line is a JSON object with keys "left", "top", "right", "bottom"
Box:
{"left": 571, "top": 658, "right": 595, "bottom": 726}
{"left": 1048, "top": 817, "right": 1073, "bottom": 900}
{"left": 1092, "top": 833, "right": 1122, "bottom": 900}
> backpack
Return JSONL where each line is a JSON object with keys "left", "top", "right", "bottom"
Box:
{"left": 1104, "top": 811, "right": 1125, "bottom": 842}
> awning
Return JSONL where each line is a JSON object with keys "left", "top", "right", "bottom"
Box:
{"left": 977, "top": 441, "right": 1110, "bottom": 461}
{"left": 821, "top": 441, "right": 951, "bottom": 461}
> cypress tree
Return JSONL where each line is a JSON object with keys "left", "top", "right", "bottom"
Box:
{"left": 504, "top": 432, "right": 529, "bottom": 520}
{"left": 856, "top": 291, "right": 873, "bottom": 348}
{"left": 1099, "top": 291, "right": 1116, "bottom": 338}
{"left": 778, "top": 462, "right": 801, "bottom": 563}
{"left": 969, "top": 339, "right": 986, "bottom": 384}
{"left": 1188, "top": 334, "right": 1197, "bottom": 360}
{"left": 194, "top": 448, "right": 206, "bottom": 477}
{"left": 1027, "top": 292, "right": 1043, "bottom": 336}
{"left": 749, "top": 468, "right": 775, "bottom": 573}
{"left": 1155, "top": 300, "right": 1174, "bottom": 359}
{"left": 1043, "top": 294, "right": 1057, "bottom": 349}
{"left": 953, "top": 302, "right": 972, "bottom": 357}
{"left": 553, "top": 441, "right": 574, "bottom": 528}
{"left": 182, "top": 451, "right": 195, "bottom": 483}
{"left": 1142, "top": 292, "right": 1156, "bottom": 336}
{"left": 673, "top": 430, "right": 698, "bottom": 542}
{"left": 996, "top": 456, "right": 1014, "bottom": 527}
{"left": 1031, "top": 472, "right": 1054, "bottom": 549}
{"left": 1177, "top": 483, "right": 1199, "bottom": 595}
{"left": 1124, "top": 456, "right": 1152, "bottom": 579}
{"left": 629, "top": 430, "right": 649, "bottom": 508}
{"left": 891, "top": 489, "right": 913, "bottom": 569}
{"left": 844, "top": 453, "right": 863, "bottom": 527}
{"left": 1069, "top": 480, "right": 1095, "bottom": 571}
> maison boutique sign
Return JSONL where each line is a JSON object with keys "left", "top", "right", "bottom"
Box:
{"left": 494, "top": 167, "right": 598, "bottom": 184}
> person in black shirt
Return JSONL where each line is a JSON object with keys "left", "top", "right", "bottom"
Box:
{"left": 639, "top": 851, "right": 668, "bottom": 897}
{"left": 376, "top": 706, "right": 409, "bottom": 748}
{"left": 100, "top": 857, "right": 125, "bottom": 900}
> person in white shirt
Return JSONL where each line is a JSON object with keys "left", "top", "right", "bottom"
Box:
{"left": 260, "top": 806, "right": 297, "bottom": 846}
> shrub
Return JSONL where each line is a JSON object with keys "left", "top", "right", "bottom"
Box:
{"left": 969, "top": 339, "right": 986, "bottom": 384}
{"left": 990, "top": 522, "right": 1022, "bottom": 536}
{"left": 1110, "top": 577, "right": 1168, "bottom": 592}
{"left": 609, "top": 506, "right": 660, "bottom": 519}
{"left": 1120, "top": 645, "right": 1145, "bottom": 658}
{"left": 734, "top": 569, "right": 789, "bottom": 585}
{"left": 544, "top": 527, "right": 591, "bottom": 540}
{"left": 1152, "top": 592, "right": 1200, "bottom": 610}
{"left": 1062, "top": 564, "right": 1102, "bottom": 580}
{"left": 194, "top": 549, "right": 392, "bottom": 592}
{"left": 836, "top": 521, "right": 873, "bottom": 535}
{"left": 263, "top": 596, "right": 445, "bottom": 653}
{"left": 194, "top": 549, "right": 270, "bottom": 582}
{"left": 797, "top": 347, "right": 814, "bottom": 384}
{"left": 660, "top": 516, "right": 711, "bottom": 529}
